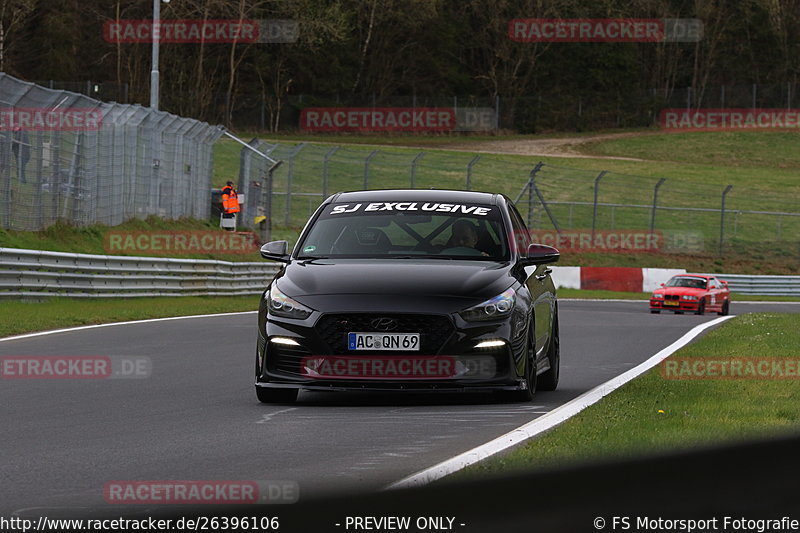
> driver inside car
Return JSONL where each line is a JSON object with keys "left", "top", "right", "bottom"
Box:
{"left": 446, "top": 219, "right": 489, "bottom": 256}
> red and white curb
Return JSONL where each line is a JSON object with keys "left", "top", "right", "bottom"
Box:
{"left": 551, "top": 266, "right": 686, "bottom": 293}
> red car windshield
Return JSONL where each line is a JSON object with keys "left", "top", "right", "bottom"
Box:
{"left": 666, "top": 277, "right": 707, "bottom": 289}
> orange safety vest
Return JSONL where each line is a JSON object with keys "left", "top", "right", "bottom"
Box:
{"left": 221, "top": 186, "right": 240, "bottom": 214}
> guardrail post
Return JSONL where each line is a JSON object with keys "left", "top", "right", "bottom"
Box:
{"left": 591, "top": 170, "right": 607, "bottom": 240}
{"left": 364, "top": 150, "right": 378, "bottom": 189}
{"left": 284, "top": 143, "right": 305, "bottom": 226}
{"left": 650, "top": 178, "right": 667, "bottom": 236}
{"left": 466, "top": 155, "right": 481, "bottom": 190}
{"left": 410, "top": 152, "right": 425, "bottom": 188}
{"left": 719, "top": 184, "right": 733, "bottom": 256}
{"left": 322, "top": 147, "right": 339, "bottom": 199}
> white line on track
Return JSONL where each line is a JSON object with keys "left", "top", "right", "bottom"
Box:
{"left": 0, "top": 311, "right": 258, "bottom": 343}
{"left": 386, "top": 315, "right": 735, "bottom": 490}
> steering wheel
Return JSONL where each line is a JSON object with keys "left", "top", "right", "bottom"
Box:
{"left": 440, "top": 246, "right": 483, "bottom": 256}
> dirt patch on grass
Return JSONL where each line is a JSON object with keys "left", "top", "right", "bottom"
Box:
{"left": 430, "top": 132, "right": 658, "bottom": 160}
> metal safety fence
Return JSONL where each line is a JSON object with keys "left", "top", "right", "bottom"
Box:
{"left": 236, "top": 142, "right": 800, "bottom": 260}
{"left": 2, "top": 247, "right": 796, "bottom": 297}
{"left": 0, "top": 73, "right": 224, "bottom": 231}
{"left": 0, "top": 247, "right": 280, "bottom": 298}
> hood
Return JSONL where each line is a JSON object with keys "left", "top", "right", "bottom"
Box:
{"left": 655, "top": 287, "right": 706, "bottom": 296}
{"left": 275, "top": 259, "right": 514, "bottom": 308}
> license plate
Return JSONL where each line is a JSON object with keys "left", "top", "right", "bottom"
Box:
{"left": 348, "top": 332, "right": 420, "bottom": 351}
{"left": 664, "top": 300, "right": 679, "bottom": 306}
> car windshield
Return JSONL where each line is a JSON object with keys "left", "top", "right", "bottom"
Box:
{"left": 296, "top": 201, "right": 509, "bottom": 260}
{"left": 666, "top": 277, "right": 707, "bottom": 289}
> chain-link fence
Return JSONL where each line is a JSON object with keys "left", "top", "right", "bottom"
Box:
{"left": 237, "top": 142, "right": 800, "bottom": 259}
{"left": 0, "top": 73, "right": 224, "bottom": 231}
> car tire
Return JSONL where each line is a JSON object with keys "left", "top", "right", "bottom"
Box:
{"left": 718, "top": 300, "right": 730, "bottom": 316}
{"left": 538, "top": 309, "right": 560, "bottom": 391}
{"left": 650, "top": 309, "right": 660, "bottom": 314}
{"left": 696, "top": 300, "right": 705, "bottom": 315}
{"left": 256, "top": 386, "right": 298, "bottom": 404}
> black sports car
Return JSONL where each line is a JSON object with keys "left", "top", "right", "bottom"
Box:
{"left": 255, "top": 189, "right": 560, "bottom": 403}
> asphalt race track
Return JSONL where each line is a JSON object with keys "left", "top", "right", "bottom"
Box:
{"left": 1, "top": 300, "right": 797, "bottom": 515}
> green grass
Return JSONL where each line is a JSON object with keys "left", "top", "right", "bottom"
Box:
{"left": 0, "top": 217, "right": 270, "bottom": 261}
{"left": 583, "top": 130, "right": 800, "bottom": 173}
{"left": 6, "top": 130, "right": 800, "bottom": 274}
{"left": 459, "top": 313, "right": 800, "bottom": 478}
{"left": 0, "top": 296, "right": 260, "bottom": 339}
{"left": 218, "top": 130, "right": 800, "bottom": 272}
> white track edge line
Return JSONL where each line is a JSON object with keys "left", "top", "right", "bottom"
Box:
{"left": 386, "top": 315, "right": 735, "bottom": 490}
{"left": 0, "top": 311, "right": 258, "bottom": 343}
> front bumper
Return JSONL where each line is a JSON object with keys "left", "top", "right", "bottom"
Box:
{"left": 650, "top": 298, "right": 700, "bottom": 311}
{"left": 256, "top": 310, "right": 530, "bottom": 392}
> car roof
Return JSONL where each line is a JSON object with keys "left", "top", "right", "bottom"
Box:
{"left": 674, "top": 274, "right": 715, "bottom": 280}
{"left": 329, "top": 189, "right": 503, "bottom": 205}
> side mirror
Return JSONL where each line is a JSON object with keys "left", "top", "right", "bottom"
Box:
{"left": 260, "top": 240, "right": 290, "bottom": 262}
{"left": 660, "top": 283, "right": 665, "bottom": 287}
{"left": 519, "top": 243, "right": 560, "bottom": 266}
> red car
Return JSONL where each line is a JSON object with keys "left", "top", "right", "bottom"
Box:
{"left": 649, "top": 274, "right": 730, "bottom": 315}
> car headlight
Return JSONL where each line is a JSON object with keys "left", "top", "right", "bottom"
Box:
{"left": 681, "top": 295, "right": 699, "bottom": 301}
{"left": 651, "top": 293, "right": 664, "bottom": 299}
{"left": 460, "top": 288, "right": 516, "bottom": 322}
{"left": 266, "top": 285, "right": 314, "bottom": 320}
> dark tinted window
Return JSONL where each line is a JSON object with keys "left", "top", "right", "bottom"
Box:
{"left": 298, "top": 200, "right": 508, "bottom": 260}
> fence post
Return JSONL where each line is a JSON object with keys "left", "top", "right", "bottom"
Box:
{"left": 591, "top": 170, "right": 607, "bottom": 240}
{"left": 364, "top": 150, "right": 378, "bottom": 189}
{"left": 265, "top": 161, "right": 282, "bottom": 243}
{"left": 466, "top": 155, "right": 481, "bottom": 190}
{"left": 238, "top": 138, "right": 260, "bottom": 227}
{"left": 284, "top": 143, "right": 305, "bottom": 226}
{"left": 523, "top": 162, "right": 544, "bottom": 228}
{"left": 322, "top": 147, "right": 339, "bottom": 199}
{"left": 719, "top": 185, "right": 733, "bottom": 256}
{"left": 530, "top": 173, "right": 561, "bottom": 232}
{"left": 650, "top": 178, "right": 667, "bottom": 235}
{"left": 410, "top": 152, "right": 425, "bottom": 188}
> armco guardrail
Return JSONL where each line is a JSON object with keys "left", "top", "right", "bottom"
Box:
{"left": 709, "top": 273, "right": 800, "bottom": 296}
{"left": 1, "top": 247, "right": 798, "bottom": 297}
{"left": 0, "top": 248, "right": 281, "bottom": 298}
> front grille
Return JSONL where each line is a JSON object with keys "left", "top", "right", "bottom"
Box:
{"left": 665, "top": 295, "right": 679, "bottom": 300}
{"left": 316, "top": 313, "right": 455, "bottom": 355}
